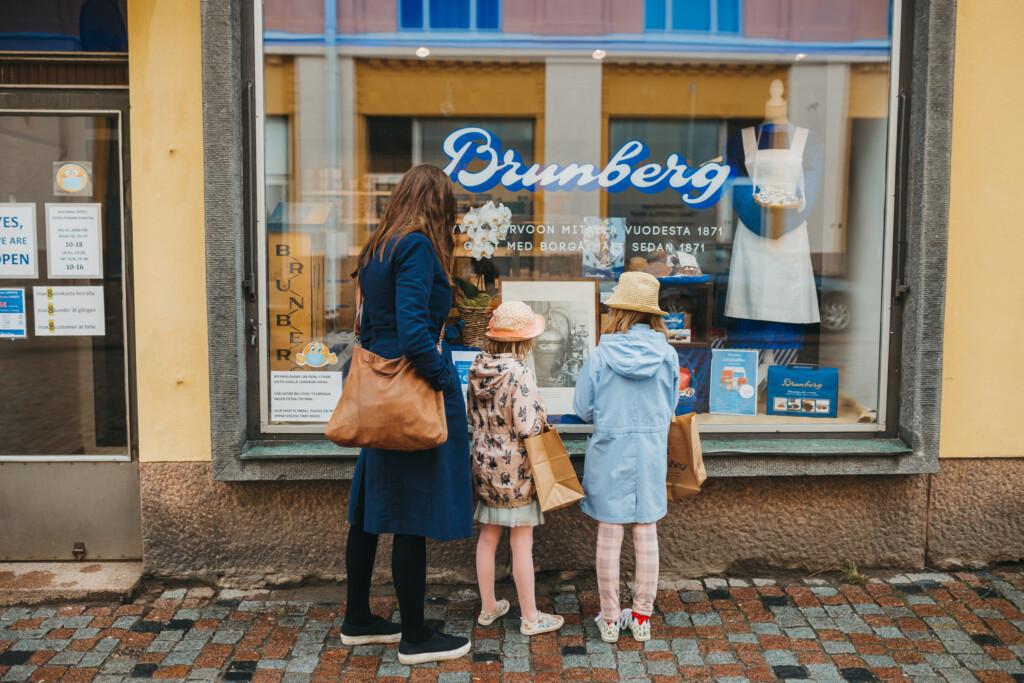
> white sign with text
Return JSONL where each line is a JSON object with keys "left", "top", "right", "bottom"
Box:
{"left": 33, "top": 285, "right": 106, "bottom": 336}
{"left": 46, "top": 203, "right": 103, "bottom": 279}
{"left": 0, "top": 204, "right": 38, "bottom": 278}
{"left": 270, "top": 371, "right": 343, "bottom": 423}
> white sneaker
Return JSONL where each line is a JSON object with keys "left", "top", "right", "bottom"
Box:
{"left": 620, "top": 608, "right": 651, "bottom": 642}
{"left": 477, "top": 598, "right": 510, "bottom": 626}
{"left": 595, "top": 614, "right": 620, "bottom": 643}
{"left": 520, "top": 611, "right": 564, "bottom": 636}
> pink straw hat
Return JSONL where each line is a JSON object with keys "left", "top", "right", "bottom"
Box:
{"left": 486, "top": 301, "right": 546, "bottom": 341}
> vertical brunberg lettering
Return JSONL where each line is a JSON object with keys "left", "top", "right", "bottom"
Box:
{"left": 268, "top": 231, "right": 323, "bottom": 368}
{"left": 441, "top": 127, "right": 733, "bottom": 207}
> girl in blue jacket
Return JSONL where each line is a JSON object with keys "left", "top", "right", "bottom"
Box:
{"left": 573, "top": 272, "right": 679, "bottom": 643}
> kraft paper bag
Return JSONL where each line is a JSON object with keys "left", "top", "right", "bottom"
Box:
{"left": 524, "top": 428, "right": 585, "bottom": 512}
{"left": 666, "top": 412, "right": 707, "bottom": 501}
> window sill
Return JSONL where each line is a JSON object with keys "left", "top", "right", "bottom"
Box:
{"left": 227, "top": 436, "right": 924, "bottom": 481}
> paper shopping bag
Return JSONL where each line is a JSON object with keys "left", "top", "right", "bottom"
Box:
{"left": 524, "top": 428, "right": 585, "bottom": 512}
{"left": 666, "top": 413, "right": 707, "bottom": 500}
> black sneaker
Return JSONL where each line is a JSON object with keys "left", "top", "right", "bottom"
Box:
{"left": 397, "top": 630, "right": 471, "bottom": 665}
{"left": 340, "top": 615, "right": 403, "bottom": 646}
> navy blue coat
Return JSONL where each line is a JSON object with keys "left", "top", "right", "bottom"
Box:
{"left": 348, "top": 232, "right": 473, "bottom": 541}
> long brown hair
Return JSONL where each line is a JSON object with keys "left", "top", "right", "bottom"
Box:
{"left": 603, "top": 308, "right": 669, "bottom": 338}
{"left": 357, "top": 164, "right": 457, "bottom": 279}
{"left": 484, "top": 338, "right": 534, "bottom": 360}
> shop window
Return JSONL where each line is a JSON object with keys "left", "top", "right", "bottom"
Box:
{"left": 645, "top": 0, "right": 741, "bottom": 34}
{"left": 0, "top": 0, "right": 128, "bottom": 52}
{"left": 0, "top": 114, "right": 129, "bottom": 457}
{"left": 399, "top": 0, "right": 501, "bottom": 31}
{"left": 253, "top": 0, "right": 900, "bottom": 437}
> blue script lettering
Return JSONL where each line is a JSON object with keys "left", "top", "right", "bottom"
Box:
{"left": 441, "top": 127, "right": 732, "bottom": 208}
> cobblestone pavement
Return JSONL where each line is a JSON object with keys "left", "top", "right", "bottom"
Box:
{"left": 1, "top": 568, "right": 1023, "bottom": 682}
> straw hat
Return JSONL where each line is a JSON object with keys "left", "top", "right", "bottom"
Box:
{"left": 605, "top": 271, "right": 667, "bottom": 316}
{"left": 486, "top": 301, "right": 546, "bottom": 341}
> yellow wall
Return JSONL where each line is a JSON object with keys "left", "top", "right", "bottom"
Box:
{"left": 940, "top": 0, "right": 1024, "bottom": 458}
{"left": 128, "top": 0, "right": 212, "bottom": 462}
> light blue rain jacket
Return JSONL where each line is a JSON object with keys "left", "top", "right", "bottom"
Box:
{"left": 573, "top": 324, "right": 680, "bottom": 524}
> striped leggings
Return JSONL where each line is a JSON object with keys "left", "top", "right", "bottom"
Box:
{"left": 595, "top": 522, "right": 659, "bottom": 621}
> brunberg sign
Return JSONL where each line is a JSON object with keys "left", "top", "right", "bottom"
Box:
{"left": 441, "top": 127, "right": 733, "bottom": 208}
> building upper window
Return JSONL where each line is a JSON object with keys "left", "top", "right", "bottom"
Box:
{"left": 645, "top": 0, "right": 741, "bottom": 34}
{"left": 399, "top": 0, "right": 501, "bottom": 31}
{"left": 0, "top": 0, "right": 128, "bottom": 52}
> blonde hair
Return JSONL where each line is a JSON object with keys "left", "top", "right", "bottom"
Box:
{"left": 484, "top": 337, "right": 534, "bottom": 359}
{"left": 604, "top": 308, "right": 669, "bottom": 338}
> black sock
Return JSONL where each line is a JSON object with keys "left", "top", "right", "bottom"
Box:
{"left": 393, "top": 533, "right": 429, "bottom": 642}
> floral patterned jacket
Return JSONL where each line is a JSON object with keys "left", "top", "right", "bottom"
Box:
{"left": 467, "top": 353, "right": 547, "bottom": 508}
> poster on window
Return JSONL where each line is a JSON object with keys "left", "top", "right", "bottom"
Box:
{"left": 0, "top": 288, "right": 27, "bottom": 338}
{"left": 32, "top": 285, "right": 105, "bottom": 336}
{"left": 709, "top": 349, "right": 758, "bottom": 416}
{"left": 45, "top": 203, "right": 103, "bottom": 279}
{"left": 500, "top": 279, "right": 599, "bottom": 415}
{"left": 0, "top": 203, "right": 37, "bottom": 279}
{"left": 452, "top": 349, "right": 481, "bottom": 400}
{"left": 270, "top": 371, "right": 343, "bottom": 422}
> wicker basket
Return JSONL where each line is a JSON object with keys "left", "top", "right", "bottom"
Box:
{"left": 458, "top": 305, "right": 492, "bottom": 348}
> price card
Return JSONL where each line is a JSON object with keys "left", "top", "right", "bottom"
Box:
{"left": 45, "top": 203, "right": 103, "bottom": 279}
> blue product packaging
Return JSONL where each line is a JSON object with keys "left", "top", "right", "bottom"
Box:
{"left": 766, "top": 364, "right": 839, "bottom": 418}
{"left": 675, "top": 347, "right": 710, "bottom": 415}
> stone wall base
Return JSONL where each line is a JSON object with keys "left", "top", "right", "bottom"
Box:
{"left": 140, "top": 459, "right": 1022, "bottom": 587}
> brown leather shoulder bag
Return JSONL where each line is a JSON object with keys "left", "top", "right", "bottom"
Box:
{"left": 324, "top": 282, "right": 448, "bottom": 451}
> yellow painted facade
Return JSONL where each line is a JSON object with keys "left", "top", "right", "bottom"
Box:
{"left": 940, "top": 0, "right": 1024, "bottom": 458}
{"left": 128, "top": 0, "right": 212, "bottom": 462}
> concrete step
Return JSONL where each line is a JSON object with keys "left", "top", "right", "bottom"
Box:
{"left": 0, "top": 561, "right": 142, "bottom": 606}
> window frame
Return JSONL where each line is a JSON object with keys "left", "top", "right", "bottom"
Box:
{"left": 209, "top": 0, "right": 951, "bottom": 480}
{"left": 397, "top": 0, "right": 502, "bottom": 32}
{"left": 248, "top": 1, "right": 906, "bottom": 440}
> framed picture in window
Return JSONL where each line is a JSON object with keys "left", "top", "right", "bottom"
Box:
{"left": 500, "top": 279, "right": 600, "bottom": 415}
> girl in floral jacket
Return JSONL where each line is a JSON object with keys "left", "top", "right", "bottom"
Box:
{"left": 467, "top": 301, "right": 564, "bottom": 637}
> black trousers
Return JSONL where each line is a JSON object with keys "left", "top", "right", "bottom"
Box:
{"left": 345, "top": 486, "right": 429, "bottom": 642}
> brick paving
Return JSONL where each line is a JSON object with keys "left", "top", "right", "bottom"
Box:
{"left": 1, "top": 569, "right": 1023, "bottom": 682}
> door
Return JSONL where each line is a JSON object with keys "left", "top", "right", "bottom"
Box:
{"left": 0, "top": 88, "right": 141, "bottom": 560}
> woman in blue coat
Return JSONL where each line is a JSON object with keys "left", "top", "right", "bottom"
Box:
{"left": 341, "top": 165, "right": 473, "bottom": 665}
{"left": 572, "top": 272, "right": 679, "bottom": 645}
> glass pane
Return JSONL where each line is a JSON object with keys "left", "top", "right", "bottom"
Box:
{"left": 0, "top": 114, "right": 127, "bottom": 455}
{"left": 477, "top": 0, "right": 500, "bottom": 30}
{"left": 429, "top": 0, "right": 471, "bottom": 29}
{"left": 672, "top": 0, "right": 712, "bottom": 31}
{"left": 0, "top": 0, "right": 128, "bottom": 52}
{"left": 260, "top": 0, "right": 896, "bottom": 431}
{"left": 646, "top": 0, "right": 667, "bottom": 31}
{"left": 399, "top": 0, "right": 424, "bottom": 29}
{"left": 717, "top": 0, "right": 740, "bottom": 33}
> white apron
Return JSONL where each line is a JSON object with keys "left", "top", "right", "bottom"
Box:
{"left": 724, "top": 126, "right": 820, "bottom": 325}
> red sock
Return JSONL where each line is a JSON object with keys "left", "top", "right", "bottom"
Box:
{"left": 633, "top": 612, "right": 650, "bottom": 625}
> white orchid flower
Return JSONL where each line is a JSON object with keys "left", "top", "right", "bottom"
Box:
{"left": 470, "top": 240, "right": 495, "bottom": 261}
{"left": 460, "top": 210, "right": 481, "bottom": 234}
{"left": 478, "top": 203, "right": 499, "bottom": 228}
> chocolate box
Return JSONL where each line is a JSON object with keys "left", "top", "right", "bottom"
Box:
{"left": 766, "top": 364, "right": 839, "bottom": 419}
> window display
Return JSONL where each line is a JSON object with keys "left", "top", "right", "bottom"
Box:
{"left": 256, "top": 0, "right": 898, "bottom": 434}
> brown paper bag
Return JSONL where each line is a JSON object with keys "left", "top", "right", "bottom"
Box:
{"left": 524, "top": 428, "right": 585, "bottom": 512}
{"left": 666, "top": 413, "right": 707, "bottom": 501}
